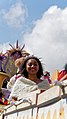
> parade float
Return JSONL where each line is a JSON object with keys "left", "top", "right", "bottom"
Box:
{"left": 0, "top": 41, "right": 67, "bottom": 119}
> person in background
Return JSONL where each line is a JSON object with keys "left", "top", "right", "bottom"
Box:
{"left": 9, "top": 56, "right": 50, "bottom": 101}
{"left": 44, "top": 71, "right": 52, "bottom": 84}
{"left": 58, "top": 63, "right": 67, "bottom": 81}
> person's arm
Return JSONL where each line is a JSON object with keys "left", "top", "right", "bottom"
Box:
{"left": 7, "top": 75, "right": 16, "bottom": 92}
{"left": 9, "top": 79, "right": 21, "bottom": 101}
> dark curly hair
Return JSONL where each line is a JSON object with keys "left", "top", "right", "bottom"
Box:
{"left": 20, "top": 56, "right": 43, "bottom": 79}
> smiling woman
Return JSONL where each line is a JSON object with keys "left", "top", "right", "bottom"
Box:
{"left": 20, "top": 56, "right": 43, "bottom": 80}
{"left": 9, "top": 56, "right": 50, "bottom": 101}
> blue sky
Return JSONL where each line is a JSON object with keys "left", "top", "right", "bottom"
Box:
{"left": 0, "top": 0, "right": 67, "bottom": 74}
{"left": 0, "top": 0, "right": 67, "bottom": 44}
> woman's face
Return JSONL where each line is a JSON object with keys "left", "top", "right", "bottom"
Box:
{"left": 26, "top": 59, "right": 39, "bottom": 75}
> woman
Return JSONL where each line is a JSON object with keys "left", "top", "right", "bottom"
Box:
{"left": 44, "top": 71, "right": 52, "bottom": 84}
{"left": 9, "top": 56, "right": 50, "bottom": 101}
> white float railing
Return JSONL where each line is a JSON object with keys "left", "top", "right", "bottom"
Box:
{"left": 0, "top": 84, "right": 67, "bottom": 119}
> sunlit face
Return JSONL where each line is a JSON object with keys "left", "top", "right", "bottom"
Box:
{"left": 26, "top": 59, "right": 39, "bottom": 75}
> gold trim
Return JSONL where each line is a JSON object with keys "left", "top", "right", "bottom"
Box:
{"left": 0, "top": 72, "right": 9, "bottom": 78}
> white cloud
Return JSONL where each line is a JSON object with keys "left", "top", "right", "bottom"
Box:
{"left": 0, "top": 43, "right": 10, "bottom": 53}
{"left": 23, "top": 6, "right": 67, "bottom": 75}
{"left": 1, "top": 1, "right": 28, "bottom": 27}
